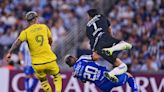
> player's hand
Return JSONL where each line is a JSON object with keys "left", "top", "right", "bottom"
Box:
{"left": 5, "top": 53, "right": 11, "bottom": 62}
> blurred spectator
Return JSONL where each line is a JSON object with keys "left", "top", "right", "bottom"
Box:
{"left": 130, "top": 57, "right": 142, "bottom": 72}
{"left": 77, "top": 37, "right": 91, "bottom": 58}
{"left": 158, "top": 46, "right": 164, "bottom": 69}
{"left": 120, "top": 52, "right": 132, "bottom": 65}
{"left": 75, "top": 0, "right": 90, "bottom": 18}
{"left": 51, "top": 18, "right": 66, "bottom": 43}
{"left": 141, "top": 56, "right": 159, "bottom": 72}
{"left": 107, "top": 0, "right": 164, "bottom": 72}
{"left": 0, "top": 28, "right": 15, "bottom": 46}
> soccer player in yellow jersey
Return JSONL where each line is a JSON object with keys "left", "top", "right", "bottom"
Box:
{"left": 6, "top": 11, "right": 62, "bottom": 92}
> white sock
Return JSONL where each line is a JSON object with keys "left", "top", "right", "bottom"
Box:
{"left": 110, "top": 41, "right": 132, "bottom": 52}
{"left": 109, "top": 63, "right": 128, "bottom": 75}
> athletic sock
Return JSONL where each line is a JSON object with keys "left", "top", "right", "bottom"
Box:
{"left": 53, "top": 74, "right": 62, "bottom": 92}
{"left": 25, "top": 78, "right": 30, "bottom": 92}
{"left": 128, "top": 77, "right": 138, "bottom": 92}
{"left": 41, "top": 81, "right": 52, "bottom": 92}
{"left": 109, "top": 63, "right": 127, "bottom": 75}
{"left": 30, "top": 77, "right": 38, "bottom": 91}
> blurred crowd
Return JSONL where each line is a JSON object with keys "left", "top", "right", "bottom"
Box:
{"left": 0, "top": 0, "right": 163, "bottom": 73}
{"left": 0, "top": 0, "right": 91, "bottom": 67}
{"left": 78, "top": 0, "right": 164, "bottom": 73}
{"left": 107, "top": 0, "right": 164, "bottom": 72}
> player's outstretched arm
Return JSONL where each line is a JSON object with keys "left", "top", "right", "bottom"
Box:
{"left": 6, "top": 39, "right": 22, "bottom": 61}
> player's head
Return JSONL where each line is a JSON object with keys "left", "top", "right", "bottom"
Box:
{"left": 64, "top": 55, "right": 77, "bottom": 67}
{"left": 25, "top": 11, "right": 38, "bottom": 23}
{"left": 87, "top": 9, "right": 99, "bottom": 18}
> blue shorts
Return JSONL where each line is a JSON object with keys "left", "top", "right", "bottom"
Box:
{"left": 24, "top": 66, "right": 35, "bottom": 75}
{"left": 96, "top": 73, "right": 128, "bottom": 92}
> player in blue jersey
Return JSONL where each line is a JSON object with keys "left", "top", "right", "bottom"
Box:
{"left": 19, "top": 42, "right": 38, "bottom": 92}
{"left": 65, "top": 55, "right": 138, "bottom": 92}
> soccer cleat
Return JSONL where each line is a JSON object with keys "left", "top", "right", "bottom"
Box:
{"left": 125, "top": 43, "right": 132, "bottom": 50}
{"left": 102, "top": 48, "right": 113, "bottom": 56}
{"left": 104, "top": 72, "right": 118, "bottom": 83}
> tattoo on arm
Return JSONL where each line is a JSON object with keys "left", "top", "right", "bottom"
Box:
{"left": 9, "top": 39, "right": 22, "bottom": 53}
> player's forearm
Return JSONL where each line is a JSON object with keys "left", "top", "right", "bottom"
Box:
{"left": 8, "top": 39, "right": 22, "bottom": 53}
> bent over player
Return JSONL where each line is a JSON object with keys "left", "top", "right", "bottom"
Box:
{"left": 6, "top": 11, "right": 62, "bottom": 92}
{"left": 65, "top": 55, "right": 138, "bottom": 92}
{"left": 86, "top": 9, "right": 132, "bottom": 82}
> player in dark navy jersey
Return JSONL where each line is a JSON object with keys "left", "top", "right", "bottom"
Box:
{"left": 65, "top": 55, "right": 138, "bottom": 92}
{"left": 86, "top": 9, "right": 132, "bottom": 82}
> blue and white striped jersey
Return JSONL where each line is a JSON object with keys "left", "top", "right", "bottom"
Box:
{"left": 20, "top": 42, "right": 32, "bottom": 66}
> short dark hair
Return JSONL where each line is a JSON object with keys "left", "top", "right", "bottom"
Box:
{"left": 64, "top": 55, "right": 76, "bottom": 67}
{"left": 87, "top": 9, "right": 99, "bottom": 17}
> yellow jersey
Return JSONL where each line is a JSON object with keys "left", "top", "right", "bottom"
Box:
{"left": 18, "top": 24, "right": 57, "bottom": 64}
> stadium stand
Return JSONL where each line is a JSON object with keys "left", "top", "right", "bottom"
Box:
{"left": 0, "top": 0, "right": 163, "bottom": 72}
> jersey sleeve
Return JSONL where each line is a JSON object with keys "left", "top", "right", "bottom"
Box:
{"left": 18, "top": 31, "right": 27, "bottom": 42}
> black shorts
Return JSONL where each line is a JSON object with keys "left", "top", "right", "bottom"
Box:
{"left": 95, "top": 33, "right": 121, "bottom": 64}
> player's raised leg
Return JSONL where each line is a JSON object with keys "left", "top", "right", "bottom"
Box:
{"left": 103, "top": 41, "right": 132, "bottom": 56}
{"left": 104, "top": 58, "right": 128, "bottom": 82}
{"left": 93, "top": 52, "right": 127, "bottom": 82}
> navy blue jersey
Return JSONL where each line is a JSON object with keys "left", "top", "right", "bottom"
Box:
{"left": 86, "top": 15, "right": 110, "bottom": 51}
{"left": 73, "top": 55, "right": 128, "bottom": 92}
{"left": 86, "top": 15, "right": 121, "bottom": 64}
